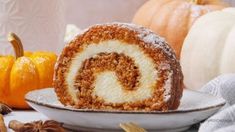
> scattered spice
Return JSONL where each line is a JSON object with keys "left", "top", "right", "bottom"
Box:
{"left": 0, "top": 114, "right": 7, "bottom": 132}
{"left": 0, "top": 103, "right": 12, "bottom": 115}
{"left": 9, "top": 120, "right": 66, "bottom": 132}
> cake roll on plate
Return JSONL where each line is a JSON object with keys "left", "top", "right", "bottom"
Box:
{"left": 54, "top": 23, "right": 183, "bottom": 111}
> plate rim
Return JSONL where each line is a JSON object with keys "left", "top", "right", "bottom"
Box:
{"left": 25, "top": 88, "right": 226, "bottom": 114}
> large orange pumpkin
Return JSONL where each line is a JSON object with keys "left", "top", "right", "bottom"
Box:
{"left": 133, "top": 0, "right": 226, "bottom": 58}
{"left": 0, "top": 33, "right": 57, "bottom": 109}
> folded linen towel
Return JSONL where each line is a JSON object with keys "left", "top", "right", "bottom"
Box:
{"left": 199, "top": 74, "right": 235, "bottom": 132}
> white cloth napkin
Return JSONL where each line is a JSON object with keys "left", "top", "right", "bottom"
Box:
{"left": 198, "top": 74, "right": 235, "bottom": 132}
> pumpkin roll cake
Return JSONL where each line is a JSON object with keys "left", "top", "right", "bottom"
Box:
{"left": 54, "top": 23, "right": 183, "bottom": 111}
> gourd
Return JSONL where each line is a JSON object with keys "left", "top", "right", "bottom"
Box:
{"left": 133, "top": 0, "right": 225, "bottom": 58}
{"left": 181, "top": 8, "right": 235, "bottom": 90}
{"left": 0, "top": 33, "right": 57, "bottom": 108}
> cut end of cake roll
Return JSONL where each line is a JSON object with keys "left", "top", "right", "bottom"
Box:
{"left": 53, "top": 23, "right": 183, "bottom": 111}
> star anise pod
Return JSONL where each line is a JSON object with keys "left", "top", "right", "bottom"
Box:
{"left": 0, "top": 103, "right": 12, "bottom": 115}
{"left": 9, "top": 120, "right": 66, "bottom": 132}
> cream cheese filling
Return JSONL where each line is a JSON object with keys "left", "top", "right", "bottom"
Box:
{"left": 66, "top": 40, "right": 158, "bottom": 103}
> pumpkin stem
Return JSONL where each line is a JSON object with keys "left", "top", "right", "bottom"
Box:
{"left": 190, "top": 0, "right": 226, "bottom": 5}
{"left": 7, "top": 33, "right": 24, "bottom": 59}
{"left": 191, "top": 0, "right": 203, "bottom": 4}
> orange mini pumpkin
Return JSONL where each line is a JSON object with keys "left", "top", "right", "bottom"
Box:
{"left": 133, "top": 0, "right": 226, "bottom": 58}
{"left": 0, "top": 33, "right": 57, "bottom": 109}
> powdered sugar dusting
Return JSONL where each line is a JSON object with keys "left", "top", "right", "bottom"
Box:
{"left": 65, "top": 22, "right": 177, "bottom": 60}
{"left": 158, "top": 63, "right": 173, "bottom": 102}
{"left": 112, "top": 22, "right": 177, "bottom": 60}
{"left": 164, "top": 71, "right": 173, "bottom": 102}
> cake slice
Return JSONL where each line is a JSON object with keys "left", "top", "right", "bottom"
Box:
{"left": 54, "top": 23, "right": 183, "bottom": 111}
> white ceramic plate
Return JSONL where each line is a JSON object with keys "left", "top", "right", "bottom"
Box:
{"left": 25, "top": 88, "right": 225, "bottom": 132}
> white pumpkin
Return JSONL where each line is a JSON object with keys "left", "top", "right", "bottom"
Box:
{"left": 181, "top": 8, "right": 235, "bottom": 90}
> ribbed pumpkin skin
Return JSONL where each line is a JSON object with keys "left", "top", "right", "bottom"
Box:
{"left": 180, "top": 8, "right": 235, "bottom": 90}
{"left": 0, "top": 52, "right": 57, "bottom": 109}
{"left": 133, "top": 0, "right": 225, "bottom": 58}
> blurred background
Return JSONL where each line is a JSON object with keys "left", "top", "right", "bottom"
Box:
{"left": 224, "top": 0, "right": 235, "bottom": 4}
{"left": 0, "top": 0, "right": 234, "bottom": 54}
{"left": 65, "top": 0, "right": 235, "bottom": 28}
{"left": 65, "top": 0, "right": 147, "bottom": 28}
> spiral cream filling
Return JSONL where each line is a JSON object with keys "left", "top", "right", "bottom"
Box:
{"left": 66, "top": 40, "right": 158, "bottom": 103}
